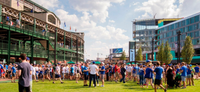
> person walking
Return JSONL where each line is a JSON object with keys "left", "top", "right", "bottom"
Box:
{"left": 114, "top": 62, "right": 120, "bottom": 83}
{"left": 154, "top": 61, "right": 167, "bottom": 92}
{"left": 126, "top": 64, "right": 132, "bottom": 82}
{"left": 145, "top": 65, "right": 154, "bottom": 88}
{"left": 18, "top": 54, "right": 32, "bottom": 92}
{"left": 53, "top": 64, "right": 63, "bottom": 84}
{"left": 89, "top": 61, "right": 98, "bottom": 87}
{"left": 120, "top": 64, "right": 126, "bottom": 83}
{"left": 11, "top": 64, "right": 16, "bottom": 83}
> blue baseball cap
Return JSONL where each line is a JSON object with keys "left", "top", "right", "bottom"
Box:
{"left": 92, "top": 61, "right": 95, "bottom": 64}
{"left": 26, "top": 57, "right": 30, "bottom": 60}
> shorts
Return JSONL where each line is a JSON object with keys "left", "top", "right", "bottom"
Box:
{"left": 76, "top": 73, "right": 81, "bottom": 78}
{"left": 12, "top": 73, "right": 16, "bottom": 77}
{"left": 70, "top": 73, "right": 74, "bottom": 76}
{"left": 181, "top": 76, "right": 186, "bottom": 81}
{"left": 55, "top": 74, "right": 61, "bottom": 78}
{"left": 108, "top": 72, "right": 111, "bottom": 76}
{"left": 84, "top": 74, "right": 88, "bottom": 80}
{"left": 154, "top": 79, "right": 161, "bottom": 85}
{"left": 132, "top": 73, "right": 136, "bottom": 77}
{"left": 101, "top": 74, "right": 105, "bottom": 80}
{"left": 187, "top": 74, "right": 191, "bottom": 78}
{"left": 65, "top": 73, "right": 69, "bottom": 76}
{"left": 128, "top": 72, "right": 132, "bottom": 76}
{"left": 30, "top": 81, "right": 32, "bottom": 92}
{"left": 195, "top": 72, "right": 199, "bottom": 75}
{"left": 115, "top": 72, "right": 119, "bottom": 77}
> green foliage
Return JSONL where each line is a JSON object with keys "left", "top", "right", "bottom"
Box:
{"left": 181, "top": 36, "right": 195, "bottom": 64}
{"left": 120, "top": 51, "right": 126, "bottom": 60}
{"left": 163, "top": 41, "right": 173, "bottom": 64}
{"left": 136, "top": 46, "right": 143, "bottom": 61}
{"left": 157, "top": 42, "right": 164, "bottom": 64}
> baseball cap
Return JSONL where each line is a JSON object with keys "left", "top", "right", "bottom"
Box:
{"left": 26, "top": 57, "right": 30, "bottom": 60}
{"left": 92, "top": 61, "right": 95, "bottom": 64}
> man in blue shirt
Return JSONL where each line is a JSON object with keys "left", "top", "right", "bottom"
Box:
{"left": 180, "top": 62, "right": 187, "bottom": 89}
{"left": 100, "top": 62, "right": 105, "bottom": 87}
{"left": 11, "top": 64, "right": 16, "bottom": 83}
{"left": 194, "top": 64, "right": 199, "bottom": 80}
{"left": 83, "top": 63, "right": 89, "bottom": 86}
{"left": 154, "top": 61, "right": 166, "bottom": 92}
{"left": 134, "top": 64, "right": 140, "bottom": 84}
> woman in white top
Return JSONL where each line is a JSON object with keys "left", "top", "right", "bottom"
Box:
{"left": 65, "top": 65, "right": 69, "bottom": 79}
{"left": 62, "top": 65, "right": 66, "bottom": 80}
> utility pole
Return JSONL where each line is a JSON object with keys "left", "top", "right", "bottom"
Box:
{"left": 152, "top": 37, "right": 154, "bottom": 61}
{"left": 177, "top": 31, "right": 181, "bottom": 63}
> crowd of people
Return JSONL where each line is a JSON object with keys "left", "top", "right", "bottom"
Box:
{"left": 0, "top": 54, "right": 200, "bottom": 92}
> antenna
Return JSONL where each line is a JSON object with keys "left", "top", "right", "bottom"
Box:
{"left": 154, "top": 13, "right": 157, "bottom": 19}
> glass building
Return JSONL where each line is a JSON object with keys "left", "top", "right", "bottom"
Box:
{"left": 132, "top": 18, "right": 180, "bottom": 61}
{"left": 155, "top": 12, "right": 200, "bottom": 63}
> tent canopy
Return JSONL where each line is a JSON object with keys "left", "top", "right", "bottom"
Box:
{"left": 68, "top": 61, "right": 75, "bottom": 64}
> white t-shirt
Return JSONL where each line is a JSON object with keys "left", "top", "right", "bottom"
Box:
{"left": 75, "top": 66, "right": 81, "bottom": 73}
{"left": 32, "top": 67, "right": 36, "bottom": 75}
{"left": 89, "top": 64, "right": 98, "bottom": 74}
{"left": 65, "top": 66, "right": 69, "bottom": 73}
{"left": 127, "top": 66, "right": 133, "bottom": 72}
{"left": 62, "top": 67, "right": 66, "bottom": 73}
{"left": 56, "top": 66, "right": 60, "bottom": 74}
{"left": 35, "top": 67, "right": 38, "bottom": 71}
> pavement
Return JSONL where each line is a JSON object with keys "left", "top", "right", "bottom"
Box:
{"left": 0, "top": 78, "right": 18, "bottom": 83}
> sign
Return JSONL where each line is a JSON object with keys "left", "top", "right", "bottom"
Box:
{"left": 130, "top": 49, "right": 135, "bottom": 61}
{"left": 112, "top": 48, "right": 123, "bottom": 53}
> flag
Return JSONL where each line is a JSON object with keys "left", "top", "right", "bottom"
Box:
{"left": 64, "top": 22, "right": 66, "bottom": 27}
{"left": 17, "top": 0, "right": 19, "bottom": 6}
{"left": 70, "top": 26, "right": 71, "bottom": 30}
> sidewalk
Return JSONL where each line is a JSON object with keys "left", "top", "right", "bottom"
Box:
{"left": 0, "top": 78, "right": 18, "bottom": 83}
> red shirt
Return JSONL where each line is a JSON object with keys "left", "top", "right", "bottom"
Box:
{"left": 114, "top": 65, "right": 120, "bottom": 73}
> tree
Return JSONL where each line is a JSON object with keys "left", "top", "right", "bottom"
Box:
{"left": 120, "top": 51, "right": 126, "bottom": 61}
{"left": 163, "top": 41, "right": 173, "bottom": 64}
{"left": 136, "top": 46, "right": 143, "bottom": 61}
{"left": 157, "top": 42, "right": 164, "bottom": 64}
{"left": 181, "top": 36, "right": 195, "bottom": 64}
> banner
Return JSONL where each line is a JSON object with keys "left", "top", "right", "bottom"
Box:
{"left": 130, "top": 49, "right": 135, "bottom": 61}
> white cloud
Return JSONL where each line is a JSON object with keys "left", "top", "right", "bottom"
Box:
{"left": 32, "top": 0, "right": 59, "bottom": 9}
{"left": 129, "top": 2, "right": 140, "bottom": 7}
{"left": 109, "top": 20, "right": 115, "bottom": 23}
{"left": 68, "top": 0, "right": 125, "bottom": 23}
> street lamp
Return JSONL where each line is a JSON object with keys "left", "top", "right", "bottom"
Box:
{"left": 177, "top": 31, "right": 181, "bottom": 63}
{"left": 152, "top": 37, "right": 154, "bottom": 61}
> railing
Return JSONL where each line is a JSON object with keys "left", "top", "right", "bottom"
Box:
{"left": 0, "top": 39, "right": 47, "bottom": 58}
{"left": 1, "top": 15, "right": 55, "bottom": 39}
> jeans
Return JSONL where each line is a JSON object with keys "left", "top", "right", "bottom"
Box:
{"left": 50, "top": 72, "right": 53, "bottom": 78}
{"left": 139, "top": 75, "right": 144, "bottom": 85}
{"left": 62, "top": 73, "right": 65, "bottom": 80}
{"left": 36, "top": 73, "right": 38, "bottom": 80}
{"left": 89, "top": 74, "right": 96, "bottom": 87}
{"left": 120, "top": 74, "right": 125, "bottom": 83}
{"left": 96, "top": 75, "right": 99, "bottom": 84}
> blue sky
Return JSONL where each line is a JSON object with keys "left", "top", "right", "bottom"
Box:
{"left": 32, "top": 0, "right": 200, "bottom": 60}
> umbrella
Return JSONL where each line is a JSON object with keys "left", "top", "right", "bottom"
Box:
{"left": 68, "top": 61, "right": 75, "bottom": 64}
{"left": 95, "top": 61, "right": 101, "bottom": 64}
{"left": 126, "top": 62, "right": 130, "bottom": 65}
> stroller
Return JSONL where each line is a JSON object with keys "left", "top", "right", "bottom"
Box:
{"left": 174, "top": 73, "right": 181, "bottom": 88}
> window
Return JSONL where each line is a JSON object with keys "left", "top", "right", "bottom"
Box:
{"left": 181, "top": 20, "right": 185, "bottom": 26}
{"left": 186, "top": 19, "right": 190, "bottom": 25}
{"left": 48, "top": 14, "right": 56, "bottom": 24}
{"left": 195, "top": 15, "right": 199, "bottom": 22}
{"left": 185, "top": 27, "right": 188, "bottom": 32}
{"left": 191, "top": 17, "right": 194, "bottom": 24}
{"left": 194, "top": 31, "right": 199, "bottom": 37}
